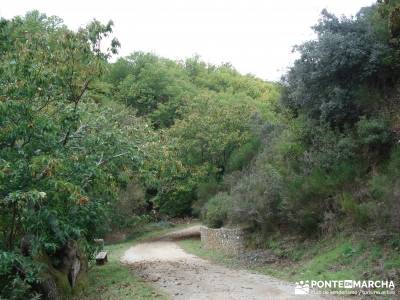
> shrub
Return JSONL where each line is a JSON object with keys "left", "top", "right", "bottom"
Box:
{"left": 113, "top": 180, "right": 148, "bottom": 229}
{"left": 192, "top": 178, "right": 221, "bottom": 217}
{"left": 228, "top": 163, "right": 282, "bottom": 233}
{"left": 282, "top": 7, "right": 399, "bottom": 127}
{"left": 203, "top": 193, "right": 231, "bottom": 228}
{"left": 0, "top": 251, "right": 42, "bottom": 300}
{"left": 369, "top": 146, "right": 400, "bottom": 231}
{"left": 356, "top": 117, "right": 393, "bottom": 149}
{"left": 226, "top": 138, "right": 261, "bottom": 172}
{"left": 339, "top": 193, "right": 379, "bottom": 228}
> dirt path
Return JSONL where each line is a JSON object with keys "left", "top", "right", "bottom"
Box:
{"left": 121, "top": 226, "right": 334, "bottom": 300}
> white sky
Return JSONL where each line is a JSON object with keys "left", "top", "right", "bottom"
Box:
{"left": 1, "top": 0, "right": 376, "bottom": 81}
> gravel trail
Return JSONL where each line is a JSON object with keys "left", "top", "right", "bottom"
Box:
{"left": 121, "top": 226, "right": 336, "bottom": 300}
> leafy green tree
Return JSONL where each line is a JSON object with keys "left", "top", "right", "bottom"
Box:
{"left": 0, "top": 11, "right": 152, "bottom": 297}
{"left": 282, "top": 8, "right": 399, "bottom": 127}
{"left": 144, "top": 91, "right": 266, "bottom": 216}
{"left": 108, "top": 52, "right": 195, "bottom": 128}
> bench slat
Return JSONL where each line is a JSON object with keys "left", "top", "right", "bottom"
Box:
{"left": 96, "top": 251, "right": 108, "bottom": 260}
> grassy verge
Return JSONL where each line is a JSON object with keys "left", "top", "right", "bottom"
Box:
{"left": 74, "top": 222, "right": 195, "bottom": 300}
{"left": 178, "top": 234, "right": 400, "bottom": 296}
{"left": 253, "top": 234, "right": 400, "bottom": 285}
{"left": 178, "top": 238, "right": 240, "bottom": 268}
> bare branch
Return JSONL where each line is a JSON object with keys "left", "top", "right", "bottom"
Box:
{"left": 96, "top": 151, "right": 130, "bottom": 166}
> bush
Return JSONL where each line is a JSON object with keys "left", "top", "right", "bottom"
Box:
{"left": 356, "top": 117, "right": 393, "bottom": 150}
{"left": 226, "top": 138, "right": 261, "bottom": 172}
{"left": 368, "top": 146, "right": 400, "bottom": 231}
{"left": 0, "top": 251, "right": 42, "bottom": 300}
{"left": 228, "top": 162, "right": 282, "bottom": 233}
{"left": 339, "top": 193, "right": 372, "bottom": 227}
{"left": 203, "top": 193, "right": 231, "bottom": 228}
{"left": 113, "top": 180, "right": 148, "bottom": 229}
{"left": 192, "top": 178, "right": 221, "bottom": 217}
{"left": 282, "top": 7, "right": 399, "bottom": 127}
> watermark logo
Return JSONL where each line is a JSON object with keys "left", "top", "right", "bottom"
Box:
{"left": 295, "top": 281, "right": 310, "bottom": 295}
{"left": 294, "top": 280, "right": 396, "bottom": 296}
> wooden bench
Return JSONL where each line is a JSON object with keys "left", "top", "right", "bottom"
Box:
{"left": 95, "top": 251, "right": 108, "bottom": 265}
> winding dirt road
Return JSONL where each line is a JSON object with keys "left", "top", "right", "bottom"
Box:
{"left": 121, "top": 226, "right": 334, "bottom": 300}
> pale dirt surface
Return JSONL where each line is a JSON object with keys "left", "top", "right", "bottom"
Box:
{"left": 121, "top": 226, "right": 338, "bottom": 300}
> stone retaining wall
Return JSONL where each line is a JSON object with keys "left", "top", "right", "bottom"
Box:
{"left": 200, "top": 226, "right": 245, "bottom": 255}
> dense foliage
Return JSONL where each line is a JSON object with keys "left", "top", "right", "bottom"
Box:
{"left": 0, "top": 12, "right": 153, "bottom": 298}
{"left": 4, "top": 1, "right": 400, "bottom": 298}
{"left": 106, "top": 53, "right": 279, "bottom": 217}
{"left": 282, "top": 6, "right": 400, "bottom": 126}
{"left": 0, "top": 10, "right": 279, "bottom": 298}
{"left": 204, "top": 1, "right": 400, "bottom": 246}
